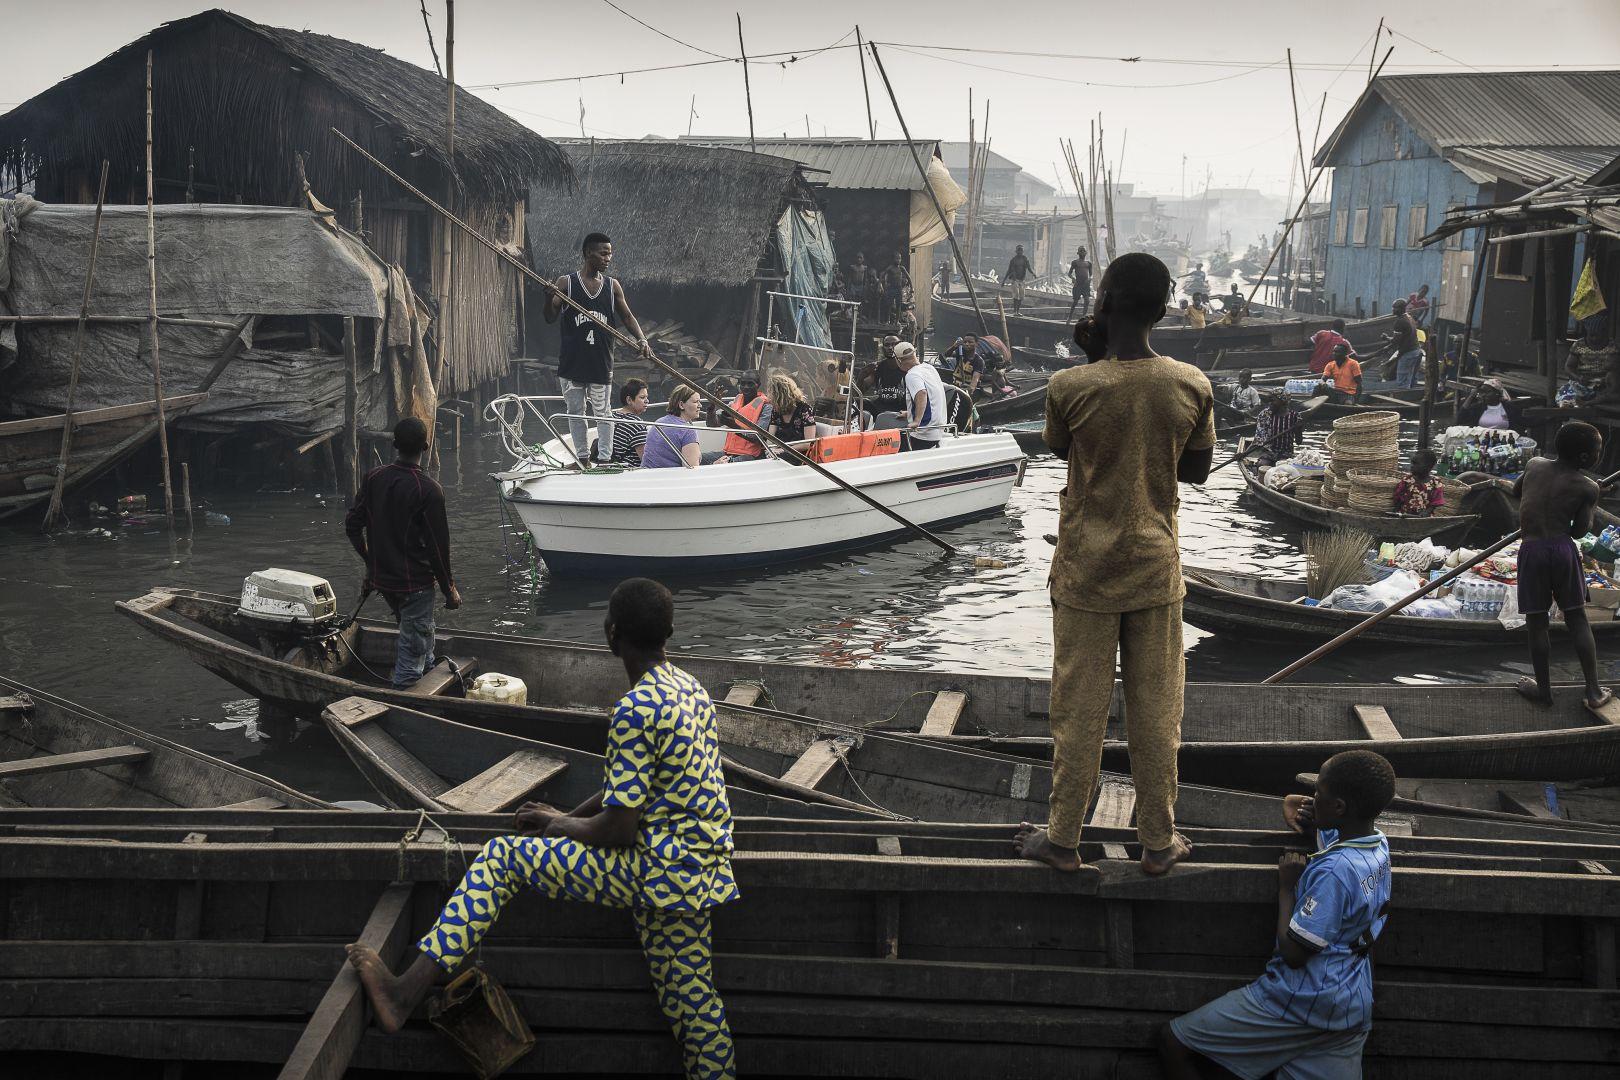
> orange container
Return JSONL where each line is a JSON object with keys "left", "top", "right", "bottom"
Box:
{"left": 807, "top": 432, "right": 866, "bottom": 463}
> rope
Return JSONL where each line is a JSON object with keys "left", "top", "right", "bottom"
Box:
{"left": 828, "top": 741, "right": 916, "bottom": 822}
{"left": 859, "top": 689, "right": 944, "bottom": 730}
{"left": 728, "top": 678, "right": 776, "bottom": 711}
{"left": 396, "top": 807, "right": 470, "bottom": 885}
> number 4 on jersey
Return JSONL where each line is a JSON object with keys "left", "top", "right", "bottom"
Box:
{"left": 586, "top": 329, "right": 595, "bottom": 345}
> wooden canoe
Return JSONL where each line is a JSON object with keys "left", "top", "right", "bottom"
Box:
{"left": 0, "top": 673, "right": 326, "bottom": 809}
{"left": 1309, "top": 387, "right": 1427, "bottom": 422}
{"left": 0, "top": 393, "right": 207, "bottom": 519}
{"left": 0, "top": 816, "right": 1613, "bottom": 1077}
{"left": 972, "top": 380, "right": 1048, "bottom": 425}
{"left": 319, "top": 695, "right": 878, "bottom": 822}
{"left": 118, "top": 588, "right": 1620, "bottom": 796}
{"left": 1238, "top": 453, "right": 1480, "bottom": 542}
{"left": 1182, "top": 565, "right": 1620, "bottom": 646}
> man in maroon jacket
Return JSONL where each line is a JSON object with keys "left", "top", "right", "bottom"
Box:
{"left": 344, "top": 417, "right": 462, "bottom": 687}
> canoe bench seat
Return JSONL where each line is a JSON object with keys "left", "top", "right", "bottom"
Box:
{"left": 0, "top": 745, "right": 149, "bottom": 780}
{"left": 1353, "top": 705, "right": 1402, "bottom": 742}
{"left": 439, "top": 751, "right": 569, "bottom": 813}
{"left": 405, "top": 657, "right": 478, "bottom": 697}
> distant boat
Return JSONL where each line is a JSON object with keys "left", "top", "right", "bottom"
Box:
{"left": 0, "top": 393, "right": 207, "bottom": 520}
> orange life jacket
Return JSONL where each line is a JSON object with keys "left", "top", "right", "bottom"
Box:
{"left": 723, "top": 393, "right": 769, "bottom": 458}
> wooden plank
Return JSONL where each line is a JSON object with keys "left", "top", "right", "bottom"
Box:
{"left": 780, "top": 738, "right": 849, "bottom": 791}
{"left": 403, "top": 657, "right": 476, "bottom": 698}
{"left": 277, "top": 882, "right": 416, "bottom": 1080}
{"left": 0, "top": 746, "right": 149, "bottom": 780}
{"left": 1089, "top": 779, "right": 1135, "bottom": 861}
{"left": 918, "top": 691, "right": 968, "bottom": 737}
{"left": 1104, "top": 900, "right": 1134, "bottom": 969}
{"left": 0, "top": 394, "right": 208, "bottom": 437}
{"left": 1581, "top": 860, "right": 1614, "bottom": 875}
{"left": 214, "top": 797, "right": 287, "bottom": 811}
{"left": 875, "top": 892, "right": 900, "bottom": 960}
{"left": 0, "top": 695, "right": 32, "bottom": 713}
{"left": 722, "top": 684, "right": 763, "bottom": 708}
{"left": 1588, "top": 695, "right": 1620, "bottom": 726}
{"left": 324, "top": 698, "right": 389, "bottom": 729}
{"left": 1354, "top": 705, "right": 1403, "bottom": 741}
{"left": 438, "top": 751, "right": 569, "bottom": 814}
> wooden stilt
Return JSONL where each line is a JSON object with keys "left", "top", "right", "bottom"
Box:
{"left": 181, "top": 462, "right": 193, "bottom": 534}
{"left": 144, "top": 50, "right": 176, "bottom": 529}
{"left": 343, "top": 317, "right": 360, "bottom": 500}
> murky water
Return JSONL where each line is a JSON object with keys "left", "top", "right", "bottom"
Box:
{"left": 1, "top": 420, "right": 1608, "bottom": 801}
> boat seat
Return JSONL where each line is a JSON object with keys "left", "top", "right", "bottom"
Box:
{"left": 917, "top": 691, "right": 968, "bottom": 737}
{"left": 1087, "top": 778, "right": 1136, "bottom": 861}
{"left": 722, "top": 683, "right": 764, "bottom": 708}
{"left": 0, "top": 694, "right": 34, "bottom": 714}
{"left": 1497, "top": 787, "right": 1559, "bottom": 819}
{"left": 213, "top": 796, "right": 287, "bottom": 810}
{"left": 406, "top": 656, "right": 478, "bottom": 697}
{"left": 0, "top": 745, "right": 150, "bottom": 779}
{"left": 1353, "top": 705, "right": 1402, "bottom": 741}
{"left": 780, "top": 736, "right": 853, "bottom": 791}
{"left": 438, "top": 750, "right": 570, "bottom": 813}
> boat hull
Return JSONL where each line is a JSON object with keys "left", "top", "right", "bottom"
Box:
{"left": 504, "top": 433, "right": 1024, "bottom": 575}
{"left": 1239, "top": 456, "right": 1478, "bottom": 542}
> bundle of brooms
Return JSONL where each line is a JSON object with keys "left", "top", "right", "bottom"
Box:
{"left": 1305, "top": 526, "right": 1375, "bottom": 599}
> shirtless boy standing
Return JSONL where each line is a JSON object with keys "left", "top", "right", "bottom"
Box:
{"left": 1509, "top": 421, "right": 1613, "bottom": 709}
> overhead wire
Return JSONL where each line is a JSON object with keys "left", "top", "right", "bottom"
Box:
{"left": 883, "top": 43, "right": 1285, "bottom": 90}
{"left": 598, "top": 0, "right": 731, "bottom": 60}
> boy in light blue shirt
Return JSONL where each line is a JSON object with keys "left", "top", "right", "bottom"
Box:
{"left": 1159, "top": 750, "right": 1395, "bottom": 1079}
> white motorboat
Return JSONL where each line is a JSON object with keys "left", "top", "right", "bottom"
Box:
{"left": 486, "top": 395, "right": 1024, "bottom": 575}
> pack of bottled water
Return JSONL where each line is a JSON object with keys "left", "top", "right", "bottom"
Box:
{"left": 1452, "top": 576, "right": 1507, "bottom": 621}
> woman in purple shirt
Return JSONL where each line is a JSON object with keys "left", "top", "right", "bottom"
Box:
{"left": 642, "top": 385, "right": 704, "bottom": 469}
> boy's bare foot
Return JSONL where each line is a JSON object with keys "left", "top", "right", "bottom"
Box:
{"left": 1012, "top": 822, "right": 1083, "bottom": 872}
{"left": 1141, "top": 833, "right": 1193, "bottom": 876}
{"left": 1586, "top": 686, "right": 1614, "bottom": 711}
{"left": 1515, "top": 676, "right": 1554, "bottom": 706}
{"left": 346, "top": 944, "right": 413, "bottom": 1033}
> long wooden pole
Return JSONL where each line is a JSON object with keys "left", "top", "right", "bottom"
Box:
{"left": 145, "top": 50, "right": 175, "bottom": 528}
{"left": 330, "top": 129, "right": 993, "bottom": 564}
{"left": 1455, "top": 225, "right": 1492, "bottom": 377}
{"left": 42, "top": 160, "right": 110, "bottom": 531}
{"left": 1264, "top": 467, "right": 1620, "bottom": 683}
{"left": 866, "top": 44, "right": 989, "bottom": 335}
{"left": 437, "top": 0, "right": 456, "bottom": 456}
{"left": 1240, "top": 48, "right": 1394, "bottom": 321}
{"left": 737, "top": 14, "right": 756, "bottom": 154}
{"left": 855, "top": 25, "right": 875, "bottom": 141}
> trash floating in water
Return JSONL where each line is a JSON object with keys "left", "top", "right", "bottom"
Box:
{"left": 206, "top": 511, "right": 231, "bottom": 525}
{"left": 85, "top": 527, "right": 118, "bottom": 540}
{"left": 206, "top": 698, "right": 264, "bottom": 742}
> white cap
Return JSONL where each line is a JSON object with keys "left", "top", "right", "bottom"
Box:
{"left": 893, "top": 342, "right": 917, "bottom": 359}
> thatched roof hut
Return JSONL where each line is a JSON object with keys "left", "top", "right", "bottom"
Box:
{"left": 0, "top": 8, "right": 571, "bottom": 392}
{"left": 528, "top": 140, "right": 830, "bottom": 367}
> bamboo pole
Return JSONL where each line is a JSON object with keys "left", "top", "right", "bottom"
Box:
{"left": 41, "top": 160, "right": 110, "bottom": 531}
{"left": 144, "top": 50, "right": 176, "bottom": 528}
{"left": 343, "top": 316, "right": 360, "bottom": 500}
{"left": 437, "top": 0, "right": 457, "bottom": 461}
{"left": 330, "top": 128, "right": 999, "bottom": 565}
{"left": 855, "top": 25, "right": 875, "bottom": 140}
{"left": 1264, "top": 464, "right": 1620, "bottom": 682}
{"left": 0, "top": 315, "right": 242, "bottom": 330}
{"left": 737, "top": 14, "right": 756, "bottom": 153}
{"left": 1238, "top": 48, "right": 1395, "bottom": 322}
{"left": 1455, "top": 226, "right": 1492, "bottom": 377}
{"left": 866, "top": 44, "right": 989, "bottom": 336}
{"left": 181, "top": 461, "right": 193, "bottom": 534}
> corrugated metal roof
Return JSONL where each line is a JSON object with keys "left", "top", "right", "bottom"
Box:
{"left": 1446, "top": 146, "right": 1615, "bottom": 187}
{"left": 1315, "top": 69, "right": 1620, "bottom": 168}
{"left": 679, "top": 137, "right": 939, "bottom": 190}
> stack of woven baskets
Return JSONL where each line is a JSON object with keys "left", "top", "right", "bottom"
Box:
{"left": 1294, "top": 479, "right": 1324, "bottom": 505}
{"left": 1325, "top": 412, "right": 1400, "bottom": 512}
{"left": 1435, "top": 477, "right": 1470, "bottom": 517}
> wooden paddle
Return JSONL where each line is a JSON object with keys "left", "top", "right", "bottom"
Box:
{"left": 332, "top": 130, "right": 1006, "bottom": 570}
{"left": 1264, "top": 464, "right": 1620, "bottom": 683}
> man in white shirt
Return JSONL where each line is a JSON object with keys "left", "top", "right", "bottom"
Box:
{"left": 894, "top": 342, "right": 946, "bottom": 451}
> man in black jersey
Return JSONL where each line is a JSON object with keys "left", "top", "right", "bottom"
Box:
{"left": 545, "top": 232, "right": 654, "bottom": 465}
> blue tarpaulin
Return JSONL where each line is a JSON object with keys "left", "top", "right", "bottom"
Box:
{"left": 775, "top": 207, "right": 837, "bottom": 349}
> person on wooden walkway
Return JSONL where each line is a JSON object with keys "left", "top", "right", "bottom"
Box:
{"left": 343, "top": 416, "right": 461, "bottom": 688}
{"left": 346, "top": 579, "right": 738, "bottom": 1078}
{"left": 1160, "top": 749, "right": 1395, "bottom": 1080}
{"left": 1015, "top": 252, "right": 1214, "bottom": 876}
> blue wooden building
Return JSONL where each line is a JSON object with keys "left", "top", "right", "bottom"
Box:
{"left": 1314, "top": 71, "right": 1620, "bottom": 338}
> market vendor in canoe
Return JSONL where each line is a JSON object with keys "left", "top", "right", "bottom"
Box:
{"left": 1317, "top": 343, "right": 1363, "bottom": 403}
{"left": 1252, "top": 390, "right": 1305, "bottom": 468}
{"left": 1392, "top": 450, "right": 1444, "bottom": 517}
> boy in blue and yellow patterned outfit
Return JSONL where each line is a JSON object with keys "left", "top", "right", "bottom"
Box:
{"left": 346, "top": 578, "right": 737, "bottom": 1078}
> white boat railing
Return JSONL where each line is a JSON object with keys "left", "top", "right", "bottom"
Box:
{"left": 487, "top": 394, "right": 711, "bottom": 471}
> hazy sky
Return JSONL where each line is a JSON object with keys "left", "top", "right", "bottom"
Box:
{"left": 5, "top": 1, "right": 1619, "bottom": 200}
